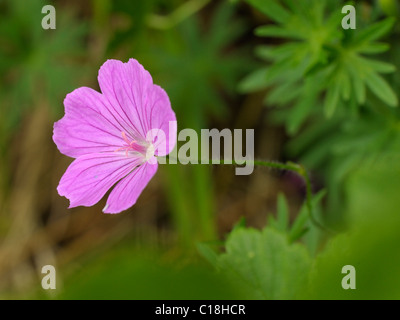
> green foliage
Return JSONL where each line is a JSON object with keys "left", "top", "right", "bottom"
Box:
{"left": 267, "top": 194, "right": 289, "bottom": 232}
{"left": 52, "top": 154, "right": 400, "bottom": 300}
{"left": 201, "top": 226, "right": 311, "bottom": 299}
{"left": 344, "top": 151, "right": 400, "bottom": 223}
{"left": 0, "top": 0, "right": 88, "bottom": 156}
{"left": 198, "top": 192, "right": 326, "bottom": 299}
{"left": 134, "top": 1, "right": 253, "bottom": 247}
{"left": 146, "top": 1, "right": 251, "bottom": 128}
{"left": 305, "top": 219, "right": 400, "bottom": 299}
{"left": 0, "top": 0, "right": 88, "bottom": 199}
{"left": 240, "top": 0, "right": 400, "bottom": 224}
{"left": 304, "top": 153, "right": 400, "bottom": 299}
{"left": 3, "top": 0, "right": 400, "bottom": 300}
{"left": 240, "top": 0, "right": 397, "bottom": 133}
{"left": 267, "top": 191, "right": 326, "bottom": 247}
{"left": 196, "top": 158, "right": 400, "bottom": 300}
{"left": 55, "top": 247, "right": 240, "bottom": 300}
{"left": 286, "top": 106, "right": 400, "bottom": 220}
{"left": 50, "top": 0, "right": 400, "bottom": 300}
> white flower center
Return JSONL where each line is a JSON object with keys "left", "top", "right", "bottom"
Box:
{"left": 145, "top": 143, "right": 155, "bottom": 162}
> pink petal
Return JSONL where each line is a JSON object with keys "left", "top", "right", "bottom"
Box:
{"left": 103, "top": 162, "right": 158, "bottom": 214}
{"left": 53, "top": 87, "right": 128, "bottom": 158}
{"left": 58, "top": 153, "right": 143, "bottom": 209}
{"left": 147, "top": 85, "right": 177, "bottom": 156}
{"left": 98, "top": 59, "right": 177, "bottom": 153}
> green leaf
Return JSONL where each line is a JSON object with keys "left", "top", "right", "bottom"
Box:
{"left": 348, "top": 63, "right": 366, "bottom": 105}
{"left": 324, "top": 80, "right": 341, "bottom": 117}
{"left": 238, "top": 67, "right": 269, "bottom": 93}
{"left": 254, "top": 45, "right": 278, "bottom": 61}
{"left": 339, "top": 71, "right": 351, "bottom": 101}
{"left": 362, "top": 58, "right": 396, "bottom": 73}
{"left": 364, "top": 72, "right": 398, "bottom": 107}
{"left": 58, "top": 249, "right": 239, "bottom": 300}
{"left": 217, "top": 227, "right": 311, "bottom": 299}
{"left": 196, "top": 242, "right": 219, "bottom": 268}
{"left": 288, "top": 190, "right": 326, "bottom": 243}
{"left": 276, "top": 193, "right": 290, "bottom": 232}
{"left": 282, "top": 0, "right": 308, "bottom": 16}
{"left": 288, "top": 206, "right": 309, "bottom": 243}
{"left": 260, "top": 42, "right": 302, "bottom": 61}
{"left": 287, "top": 92, "right": 316, "bottom": 135}
{"left": 285, "top": 77, "right": 320, "bottom": 134}
{"left": 353, "top": 17, "right": 395, "bottom": 45}
{"left": 264, "top": 57, "right": 296, "bottom": 83}
{"left": 255, "top": 25, "right": 300, "bottom": 39}
{"left": 266, "top": 81, "right": 302, "bottom": 106}
{"left": 246, "top": 0, "right": 291, "bottom": 24}
{"left": 358, "top": 42, "right": 390, "bottom": 54}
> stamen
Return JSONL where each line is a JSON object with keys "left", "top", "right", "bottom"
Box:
{"left": 115, "top": 131, "right": 149, "bottom": 158}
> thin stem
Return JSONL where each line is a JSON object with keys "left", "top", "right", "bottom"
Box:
{"left": 146, "top": 0, "right": 211, "bottom": 30}
{"left": 229, "top": 159, "right": 335, "bottom": 234}
{"left": 164, "top": 156, "right": 335, "bottom": 234}
{"left": 289, "top": 162, "right": 334, "bottom": 234}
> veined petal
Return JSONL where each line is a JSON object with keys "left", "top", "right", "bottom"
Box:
{"left": 98, "top": 59, "right": 152, "bottom": 140}
{"left": 54, "top": 58, "right": 176, "bottom": 214}
{"left": 103, "top": 162, "right": 158, "bottom": 214}
{"left": 54, "top": 87, "right": 128, "bottom": 158}
{"left": 57, "top": 153, "right": 143, "bottom": 209}
{"left": 98, "top": 59, "right": 177, "bottom": 152}
{"left": 146, "top": 85, "right": 177, "bottom": 156}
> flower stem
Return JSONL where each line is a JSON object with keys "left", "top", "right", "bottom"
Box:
{"left": 218, "top": 159, "right": 334, "bottom": 234}
{"left": 164, "top": 156, "right": 334, "bottom": 234}
{"left": 146, "top": 0, "right": 211, "bottom": 30}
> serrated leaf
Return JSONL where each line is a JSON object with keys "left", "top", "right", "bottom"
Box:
{"left": 218, "top": 228, "right": 311, "bottom": 299}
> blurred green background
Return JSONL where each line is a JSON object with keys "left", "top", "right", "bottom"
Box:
{"left": 1, "top": 0, "right": 400, "bottom": 299}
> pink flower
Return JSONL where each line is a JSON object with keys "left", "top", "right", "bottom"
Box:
{"left": 53, "top": 59, "right": 177, "bottom": 213}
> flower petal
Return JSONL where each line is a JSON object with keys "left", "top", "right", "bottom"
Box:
{"left": 147, "top": 85, "right": 177, "bottom": 156}
{"left": 98, "top": 59, "right": 176, "bottom": 153}
{"left": 98, "top": 59, "right": 152, "bottom": 140}
{"left": 53, "top": 87, "right": 127, "bottom": 158}
{"left": 103, "top": 162, "right": 158, "bottom": 214}
{"left": 58, "top": 153, "right": 142, "bottom": 209}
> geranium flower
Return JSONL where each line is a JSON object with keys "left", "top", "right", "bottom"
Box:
{"left": 53, "top": 59, "right": 177, "bottom": 213}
